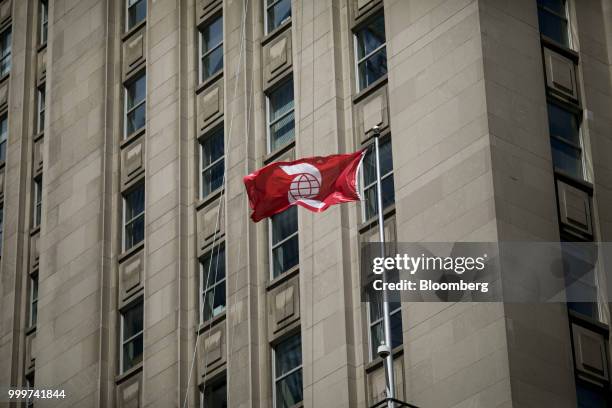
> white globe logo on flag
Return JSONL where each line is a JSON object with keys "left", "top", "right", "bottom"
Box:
{"left": 280, "top": 163, "right": 325, "bottom": 209}
{"left": 289, "top": 173, "right": 320, "bottom": 201}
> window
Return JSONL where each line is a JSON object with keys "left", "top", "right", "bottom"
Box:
{"left": 265, "top": 0, "right": 291, "bottom": 34}
{"left": 0, "top": 28, "right": 10, "bottom": 77}
{"left": 354, "top": 12, "right": 387, "bottom": 91}
{"left": 33, "top": 177, "right": 43, "bottom": 228}
{"left": 273, "top": 334, "right": 303, "bottom": 408}
{"left": 125, "top": 72, "right": 146, "bottom": 137}
{"left": 200, "top": 245, "right": 226, "bottom": 323}
{"left": 126, "top": 0, "right": 146, "bottom": 31}
{"left": 29, "top": 274, "right": 38, "bottom": 327}
{"left": 362, "top": 138, "right": 394, "bottom": 221}
{"left": 199, "top": 15, "right": 223, "bottom": 83}
{"left": 537, "top": 0, "right": 570, "bottom": 48}
{"left": 0, "top": 113, "right": 7, "bottom": 162}
{"left": 25, "top": 374, "right": 34, "bottom": 408}
{"left": 200, "top": 127, "right": 224, "bottom": 199}
{"left": 39, "top": 0, "right": 48, "bottom": 45}
{"left": 547, "top": 102, "right": 583, "bottom": 180}
{"left": 266, "top": 78, "right": 295, "bottom": 152}
{"left": 37, "top": 86, "right": 45, "bottom": 134}
{"left": 367, "top": 286, "right": 403, "bottom": 360}
{"left": 201, "top": 376, "right": 227, "bottom": 408}
{"left": 120, "top": 299, "right": 144, "bottom": 373}
{"left": 123, "top": 183, "right": 145, "bottom": 251}
{"left": 576, "top": 382, "right": 608, "bottom": 408}
{"left": 270, "top": 206, "right": 298, "bottom": 279}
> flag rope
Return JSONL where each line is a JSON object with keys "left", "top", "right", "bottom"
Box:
{"left": 182, "top": 0, "right": 249, "bottom": 406}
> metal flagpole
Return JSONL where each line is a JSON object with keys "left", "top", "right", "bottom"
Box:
{"left": 372, "top": 125, "right": 396, "bottom": 408}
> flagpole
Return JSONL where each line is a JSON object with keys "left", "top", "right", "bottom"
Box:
{"left": 372, "top": 125, "right": 396, "bottom": 408}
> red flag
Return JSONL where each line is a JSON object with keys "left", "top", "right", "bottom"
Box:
{"left": 243, "top": 150, "right": 365, "bottom": 222}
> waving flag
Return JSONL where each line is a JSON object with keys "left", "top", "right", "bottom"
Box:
{"left": 243, "top": 150, "right": 365, "bottom": 222}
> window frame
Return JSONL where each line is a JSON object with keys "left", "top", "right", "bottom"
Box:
{"left": 33, "top": 176, "right": 43, "bottom": 228}
{"left": 265, "top": 77, "right": 295, "bottom": 153}
{"left": 268, "top": 206, "right": 299, "bottom": 280}
{"left": 0, "top": 27, "right": 10, "bottom": 77}
{"left": 124, "top": 71, "right": 147, "bottom": 139}
{"left": 264, "top": 0, "right": 291, "bottom": 35}
{"left": 37, "top": 85, "right": 46, "bottom": 134}
{"left": 199, "top": 244, "right": 226, "bottom": 325}
{"left": 198, "top": 14, "right": 224, "bottom": 84}
{"left": 0, "top": 112, "right": 8, "bottom": 163}
{"left": 126, "top": 0, "right": 146, "bottom": 32}
{"left": 547, "top": 100, "right": 585, "bottom": 180}
{"left": 39, "top": 0, "right": 48, "bottom": 46}
{"left": 537, "top": 0, "right": 571, "bottom": 48}
{"left": 272, "top": 333, "right": 303, "bottom": 408}
{"left": 353, "top": 11, "right": 387, "bottom": 92}
{"left": 366, "top": 289, "right": 402, "bottom": 361}
{"left": 29, "top": 273, "right": 38, "bottom": 328}
{"left": 199, "top": 126, "right": 225, "bottom": 200}
{"left": 361, "top": 136, "right": 394, "bottom": 222}
{"left": 119, "top": 298, "right": 144, "bottom": 374}
{"left": 122, "top": 182, "right": 145, "bottom": 252}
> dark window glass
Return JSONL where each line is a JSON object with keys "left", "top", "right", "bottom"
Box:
{"left": 268, "top": 79, "right": 295, "bottom": 151}
{"left": 576, "top": 382, "right": 608, "bottom": 408}
{"left": 122, "top": 300, "right": 144, "bottom": 372}
{"left": 30, "top": 274, "right": 38, "bottom": 327}
{"left": 547, "top": 103, "right": 583, "bottom": 179}
{"left": 537, "top": 0, "right": 569, "bottom": 47}
{"left": 271, "top": 206, "right": 299, "bottom": 278}
{"left": 0, "top": 114, "right": 7, "bottom": 162}
{"left": 355, "top": 13, "right": 387, "bottom": 90}
{"left": 126, "top": 73, "right": 146, "bottom": 136}
{"left": 200, "top": 15, "right": 223, "bottom": 82}
{"left": 127, "top": 0, "right": 146, "bottom": 31}
{"left": 368, "top": 287, "right": 402, "bottom": 359}
{"left": 274, "top": 334, "right": 303, "bottom": 408}
{"left": 0, "top": 29, "right": 10, "bottom": 76}
{"left": 201, "top": 245, "right": 226, "bottom": 323}
{"left": 203, "top": 377, "right": 227, "bottom": 408}
{"left": 200, "top": 127, "right": 224, "bottom": 198}
{"left": 363, "top": 139, "right": 394, "bottom": 221}
{"left": 266, "top": 0, "right": 291, "bottom": 33}
{"left": 124, "top": 183, "right": 145, "bottom": 250}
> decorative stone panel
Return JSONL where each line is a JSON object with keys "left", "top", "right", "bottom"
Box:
{"left": 263, "top": 29, "right": 292, "bottom": 88}
{"left": 197, "top": 324, "right": 226, "bottom": 378}
{"left": 557, "top": 179, "right": 592, "bottom": 238}
{"left": 37, "top": 48, "right": 47, "bottom": 84}
{"left": 367, "top": 356, "right": 405, "bottom": 406}
{"left": 123, "top": 27, "right": 146, "bottom": 79}
{"left": 197, "top": 197, "right": 224, "bottom": 253}
{"left": 25, "top": 331, "right": 36, "bottom": 370}
{"left": 0, "top": 81, "right": 8, "bottom": 108}
{"left": 0, "top": 0, "right": 10, "bottom": 28}
{"left": 33, "top": 137, "right": 43, "bottom": 173}
{"left": 121, "top": 138, "right": 145, "bottom": 187}
{"left": 119, "top": 251, "right": 144, "bottom": 303}
{"left": 543, "top": 47, "right": 578, "bottom": 102}
{"left": 196, "top": 0, "right": 221, "bottom": 27}
{"left": 30, "top": 233, "right": 40, "bottom": 271}
{"left": 268, "top": 275, "right": 300, "bottom": 338}
{"left": 354, "top": 85, "right": 389, "bottom": 144}
{"left": 197, "top": 79, "right": 224, "bottom": 136}
{"left": 117, "top": 371, "right": 142, "bottom": 408}
{"left": 354, "top": 0, "right": 382, "bottom": 21}
{"left": 572, "top": 323, "right": 609, "bottom": 383}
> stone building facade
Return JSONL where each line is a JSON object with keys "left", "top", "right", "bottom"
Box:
{"left": 0, "top": 0, "right": 612, "bottom": 407}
